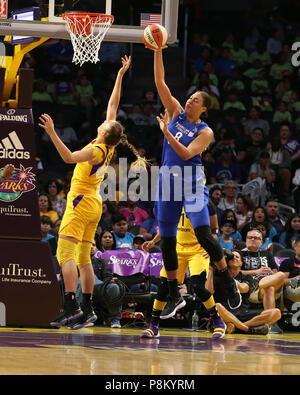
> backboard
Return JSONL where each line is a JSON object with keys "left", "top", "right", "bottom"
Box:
{"left": 0, "top": 0, "right": 179, "bottom": 44}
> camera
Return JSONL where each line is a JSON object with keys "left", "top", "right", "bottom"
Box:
{"left": 223, "top": 248, "right": 234, "bottom": 264}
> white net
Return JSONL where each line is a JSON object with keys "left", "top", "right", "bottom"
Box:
{"left": 63, "top": 13, "right": 114, "bottom": 67}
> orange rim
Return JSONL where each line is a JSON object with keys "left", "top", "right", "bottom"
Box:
{"left": 62, "top": 12, "right": 114, "bottom": 24}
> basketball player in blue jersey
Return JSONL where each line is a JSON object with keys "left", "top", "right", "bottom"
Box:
{"left": 150, "top": 47, "right": 241, "bottom": 318}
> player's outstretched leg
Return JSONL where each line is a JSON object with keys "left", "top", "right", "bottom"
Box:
{"left": 194, "top": 226, "right": 241, "bottom": 309}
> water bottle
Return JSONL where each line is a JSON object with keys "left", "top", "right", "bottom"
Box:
{"left": 191, "top": 309, "right": 199, "bottom": 331}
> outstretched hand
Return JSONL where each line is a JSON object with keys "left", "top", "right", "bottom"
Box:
{"left": 156, "top": 111, "right": 169, "bottom": 135}
{"left": 119, "top": 55, "right": 131, "bottom": 76}
{"left": 145, "top": 45, "right": 168, "bottom": 51}
{"left": 38, "top": 113, "right": 55, "bottom": 135}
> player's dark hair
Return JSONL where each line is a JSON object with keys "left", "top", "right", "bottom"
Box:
{"left": 198, "top": 90, "right": 212, "bottom": 111}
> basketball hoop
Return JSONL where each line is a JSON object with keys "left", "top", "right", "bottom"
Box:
{"left": 62, "top": 12, "right": 114, "bottom": 66}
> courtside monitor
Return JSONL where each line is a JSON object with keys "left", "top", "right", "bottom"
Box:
{"left": 11, "top": 7, "right": 42, "bottom": 45}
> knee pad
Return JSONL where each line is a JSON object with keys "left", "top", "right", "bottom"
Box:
{"left": 194, "top": 225, "right": 224, "bottom": 262}
{"left": 156, "top": 277, "right": 169, "bottom": 302}
{"left": 160, "top": 236, "right": 178, "bottom": 271}
{"left": 191, "top": 273, "right": 212, "bottom": 302}
{"left": 57, "top": 237, "right": 76, "bottom": 267}
{"left": 76, "top": 241, "right": 92, "bottom": 270}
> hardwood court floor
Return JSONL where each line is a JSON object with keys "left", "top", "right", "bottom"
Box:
{"left": 0, "top": 326, "right": 300, "bottom": 375}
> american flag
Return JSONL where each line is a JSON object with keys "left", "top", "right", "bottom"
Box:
{"left": 140, "top": 13, "right": 162, "bottom": 27}
{"left": 0, "top": 0, "right": 8, "bottom": 19}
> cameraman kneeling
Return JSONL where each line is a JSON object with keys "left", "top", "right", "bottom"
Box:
{"left": 206, "top": 249, "right": 281, "bottom": 334}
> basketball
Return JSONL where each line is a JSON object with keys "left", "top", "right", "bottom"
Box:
{"left": 142, "top": 24, "right": 168, "bottom": 50}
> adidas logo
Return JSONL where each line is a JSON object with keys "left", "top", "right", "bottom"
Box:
{"left": 0, "top": 131, "right": 30, "bottom": 159}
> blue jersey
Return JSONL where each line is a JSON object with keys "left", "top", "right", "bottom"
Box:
{"left": 154, "top": 111, "right": 211, "bottom": 236}
{"left": 161, "top": 111, "right": 208, "bottom": 168}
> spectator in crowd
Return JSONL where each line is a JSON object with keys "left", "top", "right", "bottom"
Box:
{"left": 75, "top": 74, "right": 95, "bottom": 126}
{"left": 218, "top": 218, "right": 239, "bottom": 250}
{"left": 251, "top": 68, "right": 271, "bottom": 97}
{"left": 240, "top": 206, "right": 278, "bottom": 241}
{"left": 95, "top": 230, "right": 117, "bottom": 252}
{"left": 44, "top": 179, "right": 66, "bottom": 219}
{"left": 39, "top": 193, "right": 59, "bottom": 223}
{"left": 207, "top": 249, "right": 281, "bottom": 335}
{"left": 240, "top": 229, "right": 285, "bottom": 315}
{"left": 111, "top": 213, "right": 135, "bottom": 250}
{"left": 267, "top": 29, "right": 282, "bottom": 56}
{"left": 220, "top": 209, "right": 243, "bottom": 243}
{"left": 215, "top": 47, "right": 238, "bottom": 77}
{"left": 119, "top": 189, "right": 149, "bottom": 232}
{"left": 218, "top": 180, "right": 239, "bottom": 211}
{"left": 224, "top": 68, "right": 245, "bottom": 93}
{"left": 269, "top": 52, "right": 293, "bottom": 81}
{"left": 256, "top": 222, "right": 274, "bottom": 254}
{"left": 274, "top": 77, "right": 293, "bottom": 102}
{"left": 32, "top": 79, "right": 53, "bottom": 103}
{"left": 235, "top": 194, "right": 254, "bottom": 232}
{"left": 209, "top": 185, "right": 224, "bottom": 224}
{"left": 40, "top": 215, "right": 57, "bottom": 257}
{"left": 265, "top": 198, "right": 286, "bottom": 238}
{"left": 279, "top": 213, "right": 300, "bottom": 249}
{"left": 244, "top": 107, "right": 270, "bottom": 136}
{"left": 223, "top": 91, "right": 246, "bottom": 112}
{"left": 279, "top": 237, "right": 300, "bottom": 309}
{"left": 266, "top": 134, "right": 291, "bottom": 202}
{"left": 273, "top": 101, "right": 293, "bottom": 124}
{"left": 98, "top": 202, "right": 118, "bottom": 233}
{"left": 248, "top": 40, "right": 271, "bottom": 66}
{"left": 248, "top": 150, "right": 276, "bottom": 196}
{"left": 193, "top": 46, "right": 214, "bottom": 73}
{"left": 209, "top": 146, "right": 242, "bottom": 185}
{"left": 229, "top": 39, "right": 248, "bottom": 66}
{"left": 244, "top": 127, "right": 266, "bottom": 169}
{"left": 279, "top": 123, "right": 300, "bottom": 174}
{"left": 140, "top": 206, "right": 159, "bottom": 241}
{"left": 244, "top": 26, "right": 264, "bottom": 54}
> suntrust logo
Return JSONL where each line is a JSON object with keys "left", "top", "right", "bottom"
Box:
{"left": 0, "top": 263, "right": 52, "bottom": 285}
{"left": 0, "top": 262, "right": 44, "bottom": 277}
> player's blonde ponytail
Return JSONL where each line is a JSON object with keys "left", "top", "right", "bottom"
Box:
{"left": 120, "top": 134, "right": 149, "bottom": 170}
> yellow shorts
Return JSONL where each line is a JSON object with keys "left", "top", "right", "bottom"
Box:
{"left": 159, "top": 244, "right": 209, "bottom": 284}
{"left": 59, "top": 191, "right": 102, "bottom": 243}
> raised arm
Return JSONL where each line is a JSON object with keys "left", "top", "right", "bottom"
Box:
{"left": 106, "top": 55, "right": 131, "bottom": 121}
{"left": 39, "top": 114, "right": 95, "bottom": 164}
{"left": 153, "top": 49, "right": 182, "bottom": 118}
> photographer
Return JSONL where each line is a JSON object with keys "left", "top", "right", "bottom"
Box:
{"left": 206, "top": 249, "right": 281, "bottom": 334}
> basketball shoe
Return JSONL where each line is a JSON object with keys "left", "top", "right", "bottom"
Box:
{"left": 141, "top": 322, "right": 160, "bottom": 338}
{"left": 159, "top": 296, "right": 186, "bottom": 320}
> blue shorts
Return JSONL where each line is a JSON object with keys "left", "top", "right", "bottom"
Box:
{"left": 154, "top": 166, "right": 210, "bottom": 237}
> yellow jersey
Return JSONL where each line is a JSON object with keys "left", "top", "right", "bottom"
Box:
{"left": 177, "top": 208, "right": 205, "bottom": 253}
{"left": 70, "top": 141, "right": 114, "bottom": 197}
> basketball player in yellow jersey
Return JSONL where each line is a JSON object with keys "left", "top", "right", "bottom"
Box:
{"left": 39, "top": 55, "right": 147, "bottom": 330}
{"left": 141, "top": 204, "right": 226, "bottom": 339}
